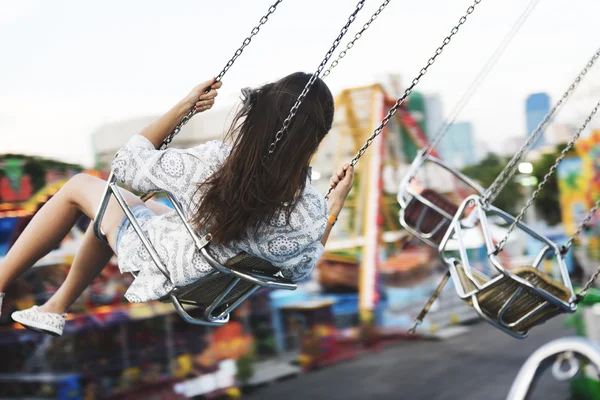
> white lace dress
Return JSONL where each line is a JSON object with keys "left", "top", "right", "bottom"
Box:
{"left": 111, "top": 135, "right": 328, "bottom": 303}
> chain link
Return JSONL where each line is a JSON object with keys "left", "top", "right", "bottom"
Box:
{"left": 321, "top": 0, "right": 391, "bottom": 79}
{"left": 159, "top": 0, "right": 283, "bottom": 150}
{"left": 407, "top": 271, "right": 451, "bottom": 336}
{"left": 325, "top": 0, "right": 484, "bottom": 199}
{"left": 566, "top": 200, "right": 600, "bottom": 253}
{"left": 423, "top": 0, "right": 541, "bottom": 159}
{"left": 266, "top": 0, "right": 366, "bottom": 157}
{"left": 493, "top": 99, "right": 600, "bottom": 254}
{"left": 576, "top": 232, "right": 600, "bottom": 302}
{"left": 483, "top": 46, "right": 600, "bottom": 205}
{"left": 565, "top": 196, "right": 600, "bottom": 303}
{"left": 347, "top": 0, "right": 483, "bottom": 168}
{"left": 407, "top": 319, "right": 422, "bottom": 336}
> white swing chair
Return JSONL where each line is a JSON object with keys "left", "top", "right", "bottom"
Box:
{"left": 438, "top": 195, "right": 576, "bottom": 338}
{"left": 398, "top": 151, "right": 485, "bottom": 248}
{"left": 404, "top": 42, "right": 600, "bottom": 338}
{"left": 397, "top": 0, "right": 550, "bottom": 250}
{"left": 436, "top": 50, "right": 600, "bottom": 337}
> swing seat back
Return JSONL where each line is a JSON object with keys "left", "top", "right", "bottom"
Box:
{"left": 401, "top": 189, "right": 459, "bottom": 246}
{"left": 451, "top": 259, "right": 487, "bottom": 295}
{"left": 398, "top": 154, "right": 485, "bottom": 248}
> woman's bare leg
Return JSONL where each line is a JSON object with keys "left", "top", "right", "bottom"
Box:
{"left": 39, "top": 224, "right": 115, "bottom": 314}
{"left": 0, "top": 173, "right": 171, "bottom": 314}
{"left": 40, "top": 193, "right": 172, "bottom": 314}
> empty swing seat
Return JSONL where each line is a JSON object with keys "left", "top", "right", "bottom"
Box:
{"left": 474, "top": 266, "right": 572, "bottom": 334}
{"left": 398, "top": 153, "right": 485, "bottom": 248}
{"left": 441, "top": 196, "right": 577, "bottom": 338}
{"left": 453, "top": 262, "right": 572, "bottom": 336}
{"left": 402, "top": 189, "right": 459, "bottom": 246}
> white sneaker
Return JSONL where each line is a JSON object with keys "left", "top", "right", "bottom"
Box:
{"left": 12, "top": 306, "right": 67, "bottom": 336}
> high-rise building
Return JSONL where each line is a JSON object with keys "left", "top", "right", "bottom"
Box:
{"left": 436, "top": 122, "right": 477, "bottom": 168}
{"left": 525, "top": 93, "right": 551, "bottom": 149}
{"left": 424, "top": 93, "right": 444, "bottom": 140}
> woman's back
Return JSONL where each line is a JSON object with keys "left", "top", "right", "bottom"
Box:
{"left": 112, "top": 135, "right": 328, "bottom": 303}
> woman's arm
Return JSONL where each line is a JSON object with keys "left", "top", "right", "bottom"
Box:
{"left": 320, "top": 219, "right": 334, "bottom": 246}
{"left": 320, "top": 164, "right": 354, "bottom": 246}
{"left": 139, "top": 78, "right": 222, "bottom": 148}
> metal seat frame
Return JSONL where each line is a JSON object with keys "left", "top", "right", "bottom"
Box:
{"left": 438, "top": 194, "right": 576, "bottom": 338}
{"left": 93, "top": 172, "right": 297, "bottom": 326}
{"left": 398, "top": 152, "right": 486, "bottom": 248}
{"left": 507, "top": 337, "right": 600, "bottom": 400}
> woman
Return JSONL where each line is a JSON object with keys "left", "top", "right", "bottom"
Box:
{"left": 0, "top": 72, "right": 354, "bottom": 336}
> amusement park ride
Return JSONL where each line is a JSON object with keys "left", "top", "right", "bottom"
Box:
{"left": 5, "top": 0, "right": 600, "bottom": 396}
{"left": 314, "top": 81, "right": 459, "bottom": 324}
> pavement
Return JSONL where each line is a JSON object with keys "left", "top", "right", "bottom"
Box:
{"left": 247, "top": 317, "right": 578, "bottom": 400}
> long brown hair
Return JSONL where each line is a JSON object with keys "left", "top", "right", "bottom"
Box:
{"left": 191, "top": 72, "right": 335, "bottom": 244}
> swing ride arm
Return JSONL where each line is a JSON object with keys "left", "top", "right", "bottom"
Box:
{"left": 507, "top": 337, "right": 600, "bottom": 400}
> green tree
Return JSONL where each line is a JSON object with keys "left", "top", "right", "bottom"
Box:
{"left": 461, "top": 153, "right": 525, "bottom": 216}
{"left": 530, "top": 143, "right": 576, "bottom": 226}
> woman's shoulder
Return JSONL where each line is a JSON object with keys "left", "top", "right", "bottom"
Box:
{"left": 193, "top": 140, "right": 231, "bottom": 153}
{"left": 294, "top": 183, "right": 328, "bottom": 220}
{"left": 186, "top": 140, "right": 232, "bottom": 164}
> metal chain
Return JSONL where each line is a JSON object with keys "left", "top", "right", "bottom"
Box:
{"left": 493, "top": 99, "right": 600, "bottom": 254}
{"left": 566, "top": 199, "right": 600, "bottom": 253}
{"left": 159, "top": 0, "right": 284, "bottom": 150}
{"left": 321, "top": 0, "right": 391, "bottom": 79}
{"left": 266, "top": 0, "right": 366, "bottom": 157}
{"left": 423, "top": 0, "right": 541, "bottom": 159}
{"left": 326, "top": 0, "right": 484, "bottom": 198}
{"left": 483, "top": 46, "right": 600, "bottom": 205}
{"left": 407, "top": 319, "right": 422, "bottom": 336}
{"left": 563, "top": 196, "right": 600, "bottom": 303}
{"left": 408, "top": 271, "right": 451, "bottom": 335}
{"left": 576, "top": 232, "right": 600, "bottom": 302}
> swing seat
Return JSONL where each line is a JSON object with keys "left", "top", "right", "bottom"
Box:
{"left": 453, "top": 262, "right": 572, "bottom": 337}
{"left": 401, "top": 189, "right": 459, "bottom": 246}
{"left": 441, "top": 196, "right": 577, "bottom": 338}
{"left": 168, "top": 251, "right": 295, "bottom": 324}
{"left": 95, "top": 172, "right": 297, "bottom": 327}
{"left": 398, "top": 153, "right": 485, "bottom": 248}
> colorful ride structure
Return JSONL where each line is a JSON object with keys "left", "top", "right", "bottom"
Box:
{"left": 311, "top": 80, "right": 478, "bottom": 334}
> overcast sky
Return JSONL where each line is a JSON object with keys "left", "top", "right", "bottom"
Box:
{"left": 1, "top": 0, "right": 599, "bottom": 167}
